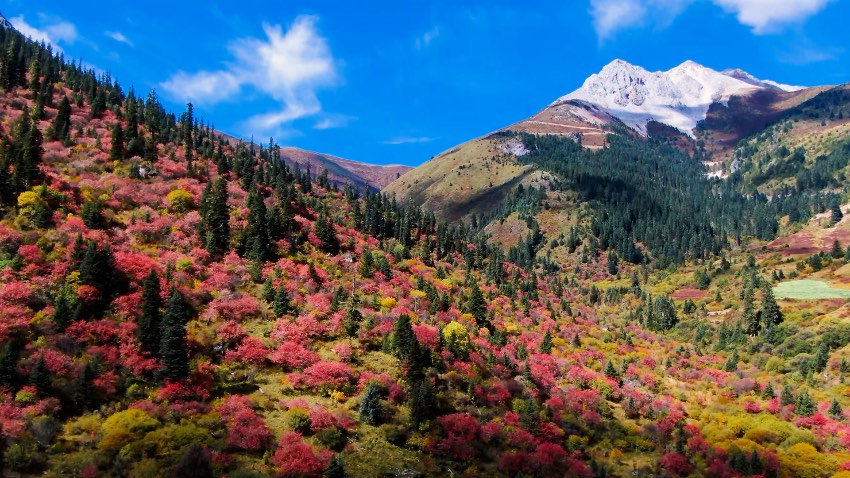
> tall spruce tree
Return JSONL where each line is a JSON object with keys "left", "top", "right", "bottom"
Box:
{"left": 468, "top": 283, "right": 487, "bottom": 328}
{"left": 203, "top": 177, "right": 230, "bottom": 257}
{"left": 314, "top": 213, "right": 340, "bottom": 255}
{"left": 138, "top": 270, "right": 163, "bottom": 355}
{"left": 760, "top": 283, "right": 783, "bottom": 327}
{"left": 110, "top": 122, "right": 125, "bottom": 161}
{"left": 160, "top": 288, "right": 190, "bottom": 380}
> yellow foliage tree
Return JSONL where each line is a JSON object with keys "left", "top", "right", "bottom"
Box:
{"left": 779, "top": 442, "right": 839, "bottom": 478}
{"left": 443, "top": 321, "right": 471, "bottom": 355}
{"left": 99, "top": 409, "right": 159, "bottom": 452}
{"left": 166, "top": 189, "right": 195, "bottom": 213}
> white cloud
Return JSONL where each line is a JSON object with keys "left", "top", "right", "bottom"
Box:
{"left": 590, "top": 0, "right": 648, "bottom": 41}
{"left": 415, "top": 26, "right": 441, "bottom": 50}
{"left": 313, "top": 114, "right": 357, "bottom": 130}
{"left": 589, "top": 0, "right": 832, "bottom": 39}
{"left": 160, "top": 70, "right": 242, "bottom": 104}
{"left": 713, "top": 0, "right": 833, "bottom": 34}
{"left": 10, "top": 15, "right": 77, "bottom": 51}
{"left": 160, "top": 15, "right": 339, "bottom": 136}
{"left": 381, "top": 136, "right": 434, "bottom": 145}
{"left": 105, "top": 30, "right": 133, "bottom": 46}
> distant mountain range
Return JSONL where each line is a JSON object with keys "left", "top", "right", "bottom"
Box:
{"left": 384, "top": 59, "right": 849, "bottom": 224}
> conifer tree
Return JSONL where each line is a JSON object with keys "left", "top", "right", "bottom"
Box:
{"left": 48, "top": 96, "right": 72, "bottom": 143}
{"left": 743, "top": 286, "right": 760, "bottom": 336}
{"left": 760, "top": 283, "right": 783, "bottom": 327}
{"left": 540, "top": 331, "right": 553, "bottom": 354}
{"left": 30, "top": 355, "right": 51, "bottom": 393}
{"left": 359, "top": 383, "right": 383, "bottom": 426}
{"left": 78, "top": 242, "right": 115, "bottom": 291}
{"left": 829, "top": 398, "right": 843, "bottom": 419}
{"left": 273, "top": 287, "right": 293, "bottom": 317}
{"left": 138, "top": 270, "right": 163, "bottom": 355}
{"left": 323, "top": 455, "right": 348, "bottom": 478}
{"left": 314, "top": 213, "right": 340, "bottom": 255}
{"left": 203, "top": 177, "right": 230, "bottom": 257}
{"left": 13, "top": 107, "right": 43, "bottom": 190}
{"left": 795, "top": 390, "right": 816, "bottom": 416}
{"left": 358, "top": 246, "right": 375, "bottom": 278}
{"left": 52, "top": 287, "right": 75, "bottom": 331}
{"left": 110, "top": 122, "right": 125, "bottom": 161}
{"left": 160, "top": 288, "right": 190, "bottom": 380}
{"left": 392, "top": 314, "right": 416, "bottom": 361}
{"left": 0, "top": 342, "right": 20, "bottom": 388}
{"left": 410, "top": 378, "right": 437, "bottom": 426}
{"left": 468, "top": 283, "right": 487, "bottom": 327}
{"left": 244, "top": 187, "right": 270, "bottom": 261}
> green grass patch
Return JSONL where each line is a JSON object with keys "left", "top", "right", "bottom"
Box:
{"left": 774, "top": 279, "right": 850, "bottom": 300}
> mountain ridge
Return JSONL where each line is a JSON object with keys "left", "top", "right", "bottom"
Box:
{"left": 555, "top": 59, "right": 805, "bottom": 137}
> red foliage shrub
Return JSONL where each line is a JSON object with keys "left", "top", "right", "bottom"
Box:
{"left": 269, "top": 342, "right": 320, "bottom": 370}
{"left": 660, "top": 452, "right": 694, "bottom": 477}
{"left": 270, "top": 431, "right": 331, "bottom": 477}
{"left": 224, "top": 336, "right": 268, "bottom": 365}
{"left": 226, "top": 408, "right": 273, "bottom": 451}
{"left": 289, "top": 361, "right": 354, "bottom": 390}
{"left": 432, "top": 413, "right": 480, "bottom": 460}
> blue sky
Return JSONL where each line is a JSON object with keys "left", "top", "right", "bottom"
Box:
{"left": 4, "top": 0, "right": 849, "bottom": 166}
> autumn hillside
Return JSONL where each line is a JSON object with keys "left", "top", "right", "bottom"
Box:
{"left": 5, "top": 20, "right": 850, "bottom": 478}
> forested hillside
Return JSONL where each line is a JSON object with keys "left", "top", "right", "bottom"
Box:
{"left": 6, "top": 20, "right": 850, "bottom": 478}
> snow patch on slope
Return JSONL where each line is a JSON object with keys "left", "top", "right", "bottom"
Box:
{"left": 554, "top": 59, "right": 803, "bottom": 137}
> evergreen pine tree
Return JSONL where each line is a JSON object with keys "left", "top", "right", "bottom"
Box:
{"left": 780, "top": 385, "right": 795, "bottom": 406}
{"left": 393, "top": 314, "right": 417, "bottom": 361}
{"left": 0, "top": 343, "right": 19, "bottom": 388}
{"left": 262, "top": 276, "right": 276, "bottom": 303}
{"left": 160, "top": 288, "right": 190, "bottom": 380}
{"left": 109, "top": 122, "right": 125, "bottom": 161}
{"left": 760, "top": 283, "right": 783, "bottom": 327}
{"left": 314, "top": 213, "right": 340, "bottom": 255}
{"left": 468, "top": 283, "right": 487, "bottom": 328}
{"left": 359, "top": 383, "right": 383, "bottom": 426}
{"left": 410, "top": 379, "right": 437, "bottom": 426}
{"left": 52, "top": 287, "right": 75, "bottom": 331}
{"left": 138, "top": 270, "right": 163, "bottom": 355}
{"left": 323, "top": 455, "right": 348, "bottom": 478}
{"left": 539, "top": 331, "right": 553, "bottom": 354}
{"left": 273, "top": 287, "right": 293, "bottom": 317}
{"left": 742, "top": 286, "right": 760, "bottom": 336}
{"left": 358, "top": 247, "right": 375, "bottom": 278}
{"left": 832, "top": 204, "right": 844, "bottom": 224}
{"left": 30, "top": 355, "right": 51, "bottom": 393}
{"left": 829, "top": 398, "right": 843, "bottom": 419}
{"left": 203, "top": 177, "right": 230, "bottom": 257}
{"left": 762, "top": 382, "right": 775, "bottom": 400}
{"left": 724, "top": 349, "right": 739, "bottom": 372}
{"left": 48, "top": 96, "right": 72, "bottom": 143}
{"left": 795, "top": 390, "right": 816, "bottom": 416}
{"left": 343, "top": 305, "right": 363, "bottom": 338}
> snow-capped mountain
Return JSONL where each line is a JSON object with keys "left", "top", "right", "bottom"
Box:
{"left": 554, "top": 59, "right": 806, "bottom": 136}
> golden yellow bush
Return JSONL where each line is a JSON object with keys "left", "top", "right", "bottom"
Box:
{"left": 99, "top": 409, "right": 158, "bottom": 452}
{"left": 166, "top": 189, "right": 195, "bottom": 213}
{"left": 443, "top": 321, "right": 470, "bottom": 354}
{"left": 16, "top": 190, "right": 39, "bottom": 209}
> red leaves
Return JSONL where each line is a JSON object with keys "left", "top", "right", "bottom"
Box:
{"left": 432, "top": 413, "right": 480, "bottom": 460}
{"left": 270, "top": 431, "right": 331, "bottom": 477}
{"left": 289, "top": 361, "right": 354, "bottom": 390}
{"left": 224, "top": 337, "right": 268, "bottom": 365}
{"left": 269, "top": 342, "right": 320, "bottom": 370}
{"left": 659, "top": 452, "right": 694, "bottom": 477}
{"left": 221, "top": 400, "right": 273, "bottom": 451}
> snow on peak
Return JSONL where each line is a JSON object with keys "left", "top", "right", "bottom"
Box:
{"left": 555, "top": 60, "right": 803, "bottom": 137}
{"left": 721, "top": 68, "right": 805, "bottom": 92}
